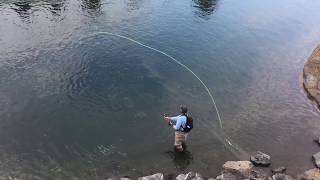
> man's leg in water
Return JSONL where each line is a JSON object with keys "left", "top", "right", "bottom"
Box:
{"left": 174, "top": 132, "right": 187, "bottom": 151}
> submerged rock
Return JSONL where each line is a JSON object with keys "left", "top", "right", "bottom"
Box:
{"left": 271, "top": 167, "right": 286, "bottom": 174}
{"left": 176, "top": 172, "right": 203, "bottom": 180}
{"left": 222, "top": 161, "right": 253, "bottom": 178}
{"left": 297, "top": 168, "right": 320, "bottom": 180}
{"left": 271, "top": 173, "right": 293, "bottom": 180}
{"left": 250, "top": 151, "right": 271, "bottom": 167}
{"left": 313, "top": 152, "right": 320, "bottom": 168}
{"left": 138, "top": 173, "right": 163, "bottom": 180}
{"left": 313, "top": 137, "right": 320, "bottom": 146}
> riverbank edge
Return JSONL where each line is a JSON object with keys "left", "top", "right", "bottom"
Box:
{"left": 303, "top": 45, "right": 320, "bottom": 109}
{"left": 108, "top": 159, "right": 320, "bottom": 180}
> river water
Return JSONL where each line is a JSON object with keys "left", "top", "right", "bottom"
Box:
{"left": 1, "top": 0, "right": 320, "bottom": 179}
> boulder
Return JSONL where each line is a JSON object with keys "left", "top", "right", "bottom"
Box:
{"left": 138, "top": 173, "right": 163, "bottom": 180}
{"left": 250, "top": 151, "right": 271, "bottom": 167}
{"left": 272, "top": 167, "right": 286, "bottom": 174}
{"left": 175, "top": 172, "right": 203, "bottom": 180}
{"left": 271, "top": 173, "right": 293, "bottom": 180}
{"left": 222, "top": 161, "right": 253, "bottom": 178}
{"left": 303, "top": 45, "right": 320, "bottom": 108}
{"left": 297, "top": 168, "right": 320, "bottom": 180}
{"left": 313, "top": 152, "right": 320, "bottom": 168}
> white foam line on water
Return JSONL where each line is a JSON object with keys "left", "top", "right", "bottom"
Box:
{"left": 80, "top": 32, "right": 249, "bottom": 158}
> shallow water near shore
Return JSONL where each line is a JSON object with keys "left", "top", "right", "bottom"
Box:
{"left": 1, "top": 0, "right": 320, "bottom": 178}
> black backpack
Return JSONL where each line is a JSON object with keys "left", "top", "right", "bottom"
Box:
{"left": 183, "top": 115, "right": 193, "bottom": 132}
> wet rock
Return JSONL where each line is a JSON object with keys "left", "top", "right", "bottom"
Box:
{"left": 216, "top": 172, "right": 236, "bottom": 180}
{"left": 250, "top": 151, "right": 271, "bottom": 167}
{"left": 271, "top": 173, "right": 293, "bottom": 180}
{"left": 303, "top": 45, "right": 320, "bottom": 108}
{"left": 222, "top": 161, "right": 253, "bottom": 178}
{"left": 271, "top": 167, "right": 286, "bottom": 174}
{"left": 297, "top": 168, "right": 320, "bottom": 180}
{"left": 176, "top": 172, "right": 203, "bottom": 180}
{"left": 313, "top": 137, "right": 320, "bottom": 146}
{"left": 250, "top": 169, "right": 269, "bottom": 180}
{"left": 138, "top": 173, "right": 164, "bottom": 180}
{"left": 313, "top": 152, "right": 320, "bottom": 168}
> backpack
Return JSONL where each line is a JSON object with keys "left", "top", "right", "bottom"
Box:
{"left": 183, "top": 115, "right": 193, "bottom": 132}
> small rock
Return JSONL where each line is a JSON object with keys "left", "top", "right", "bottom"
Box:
{"left": 208, "top": 178, "right": 217, "bottom": 180}
{"left": 216, "top": 173, "right": 236, "bottom": 180}
{"left": 138, "top": 173, "right": 163, "bottom": 180}
{"left": 120, "top": 178, "right": 131, "bottom": 180}
{"left": 250, "top": 169, "right": 268, "bottom": 180}
{"left": 176, "top": 172, "right": 203, "bottom": 180}
{"left": 313, "top": 137, "right": 320, "bottom": 146}
{"left": 250, "top": 151, "right": 271, "bottom": 167}
{"left": 297, "top": 168, "right": 320, "bottom": 180}
{"left": 271, "top": 173, "right": 293, "bottom": 180}
{"left": 271, "top": 167, "right": 286, "bottom": 174}
{"left": 313, "top": 152, "right": 320, "bottom": 168}
{"left": 222, "top": 161, "right": 253, "bottom": 178}
{"left": 176, "top": 174, "right": 186, "bottom": 180}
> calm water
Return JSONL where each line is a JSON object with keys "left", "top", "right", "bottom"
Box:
{"left": 1, "top": 0, "right": 320, "bottom": 179}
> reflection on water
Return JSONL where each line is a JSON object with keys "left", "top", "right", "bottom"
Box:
{"left": 192, "top": 0, "right": 217, "bottom": 18}
{"left": 12, "top": 1, "right": 32, "bottom": 18}
{"left": 10, "top": 0, "right": 66, "bottom": 18}
{"left": 167, "top": 149, "right": 193, "bottom": 171}
{"left": 126, "top": 0, "right": 144, "bottom": 10}
{"left": 82, "top": 0, "right": 102, "bottom": 13}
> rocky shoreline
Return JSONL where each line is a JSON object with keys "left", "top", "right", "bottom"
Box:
{"left": 108, "top": 149, "right": 320, "bottom": 180}
{"left": 303, "top": 45, "right": 320, "bottom": 108}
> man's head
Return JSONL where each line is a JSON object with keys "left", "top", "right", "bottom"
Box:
{"left": 180, "top": 104, "right": 188, "bottom": 114}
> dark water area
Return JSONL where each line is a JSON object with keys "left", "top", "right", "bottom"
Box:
{"left": 1, "top": 0, "right": 320, "bottom": 179}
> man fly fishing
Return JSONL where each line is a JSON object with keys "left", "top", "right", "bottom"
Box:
{"left": 164, "top": 105, "right": 193, "bottom": 152}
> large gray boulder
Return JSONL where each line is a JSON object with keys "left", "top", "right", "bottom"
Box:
{"left": 176, "top": 172, "right": 203, "bottom": 180}
{"left": 271, "top": 173, "right": 293, "bottom": 180}
{"left": 138, "top": 173, "right": 163, "bottom": 180}
{"left": 297, "top": 168, "right": 320, "bottom": 180}
{"left": 313, "top": 152, "right": 320, "bottom": 168}
{"left": 222, "top": 161, "right": 253, "bottom": 178}
{"left": 303, "top": 45, "right": 320, "bottom": 108}
{"left": 250, "top": 151, "right": 271, "bottom": 167}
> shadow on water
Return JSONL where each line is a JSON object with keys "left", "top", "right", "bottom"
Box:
{"left": 192, "top": 0, "right": 217, "bottom": 19}
{"left": 166, "top": 149, "right": 193, "bottom": 171}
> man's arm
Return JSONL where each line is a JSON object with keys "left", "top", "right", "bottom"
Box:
{"left": 164, "top": 116, "right": 179, "bottom": 125}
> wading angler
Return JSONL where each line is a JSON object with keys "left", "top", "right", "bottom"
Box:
{"left": 164, "top": 105, "right": 193, "bottom": 152}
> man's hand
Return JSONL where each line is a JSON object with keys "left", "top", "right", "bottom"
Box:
{"left": 164, "top": 117, "right": 171, "bottom": 124}
{"left": 164, "top": 117, "right": 170, "bottom": 123}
